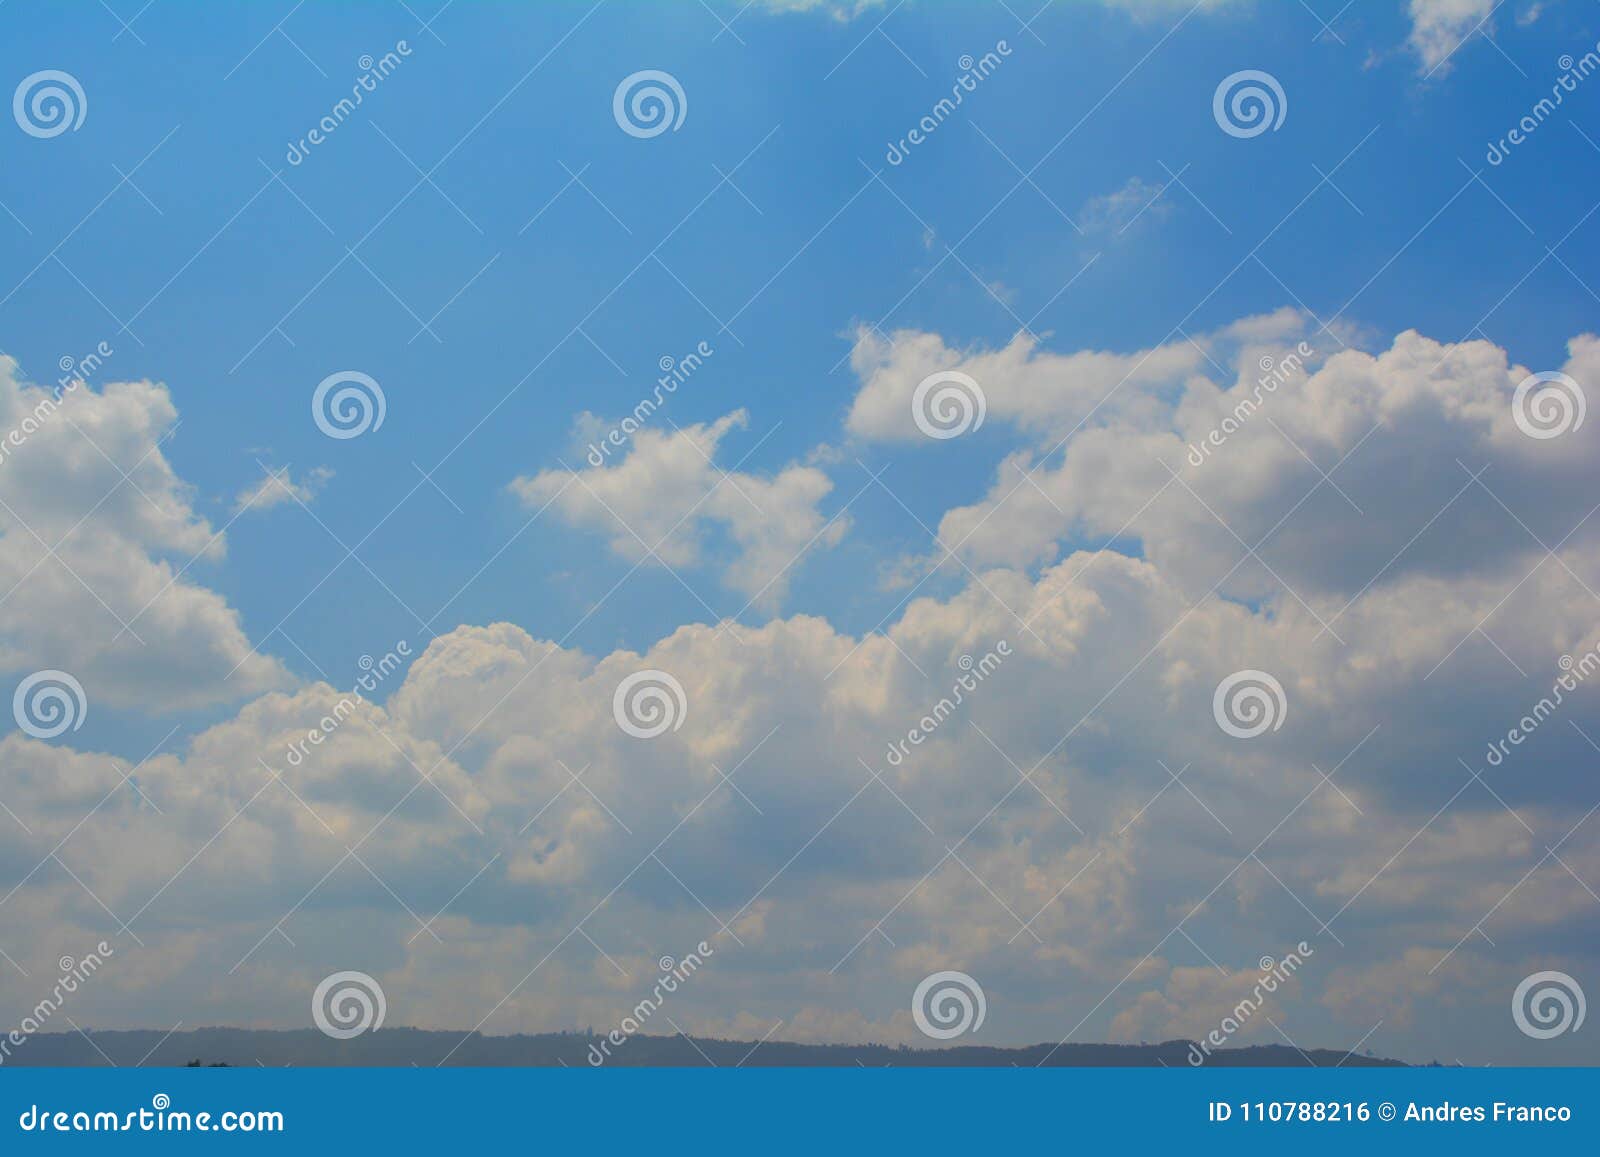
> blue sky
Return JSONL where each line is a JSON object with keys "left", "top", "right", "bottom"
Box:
{"left": 2, "top": 0, "right": 1600, "bottom": 1064}
{"left": 6, "top": 0, "right": 1594, "bottom": 723}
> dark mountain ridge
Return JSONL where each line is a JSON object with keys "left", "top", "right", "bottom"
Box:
{"left": 2, "top": 1028, "right": 1409, "bottom": 1067}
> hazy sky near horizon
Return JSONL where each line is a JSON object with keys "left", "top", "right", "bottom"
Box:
{"left": 1, "top": 0, "right": 1599, "bottom": 1065}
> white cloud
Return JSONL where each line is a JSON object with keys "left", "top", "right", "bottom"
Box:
{"left": 1078, "top": 176, "right": 1171, "bottom": 235}
{"left": 232, "top": 465, "right": 333, "bottom": 516}
{"left": 2, "top": 511, "right": 1597, "bottom": 1055}
{"left": 3, "top": 316, "right": 1599, "bottom": 1062}
{"left": 509, "top": 411, "right": 848, "bottom": 612}
{"left": 848, "top": 318, "right": 1600, "bottom": 609}
{"left": 843, "top": 322, "right": 1210, "bottom": 443}
{"left": 1110, "top": 959, "right": 1306, "bottom": 1043}
{"left": 0, "top": 358, "right": 287, "bottom": 711}
{"left": 1407, "top": 0, "right": 1495, "bottom": 73}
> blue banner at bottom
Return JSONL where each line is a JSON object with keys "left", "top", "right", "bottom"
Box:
{"left": 1, "top": 1067, "right": 1595, "bottom": 1152}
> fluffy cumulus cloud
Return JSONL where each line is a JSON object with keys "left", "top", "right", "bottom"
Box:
{"left": 510, "top": 410, "right": 848, "bottom": 612}
{"left": 1, "top": 316, "right": 1598, "bottom": 1064}
{"left": 845, "top": 317, "right": 1214, "bottom": 443}
{"left": 1406, "top": 0, "right": 1496, "bottom": 72}
{"left": 1, "top": 545, "right": 1595, "bottom": 1056}
{"left": 859, "top": 314, "right": 1600, "bottom": 613}
{"left": 0, "top": 358, "right": 287, "bottom": 712}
